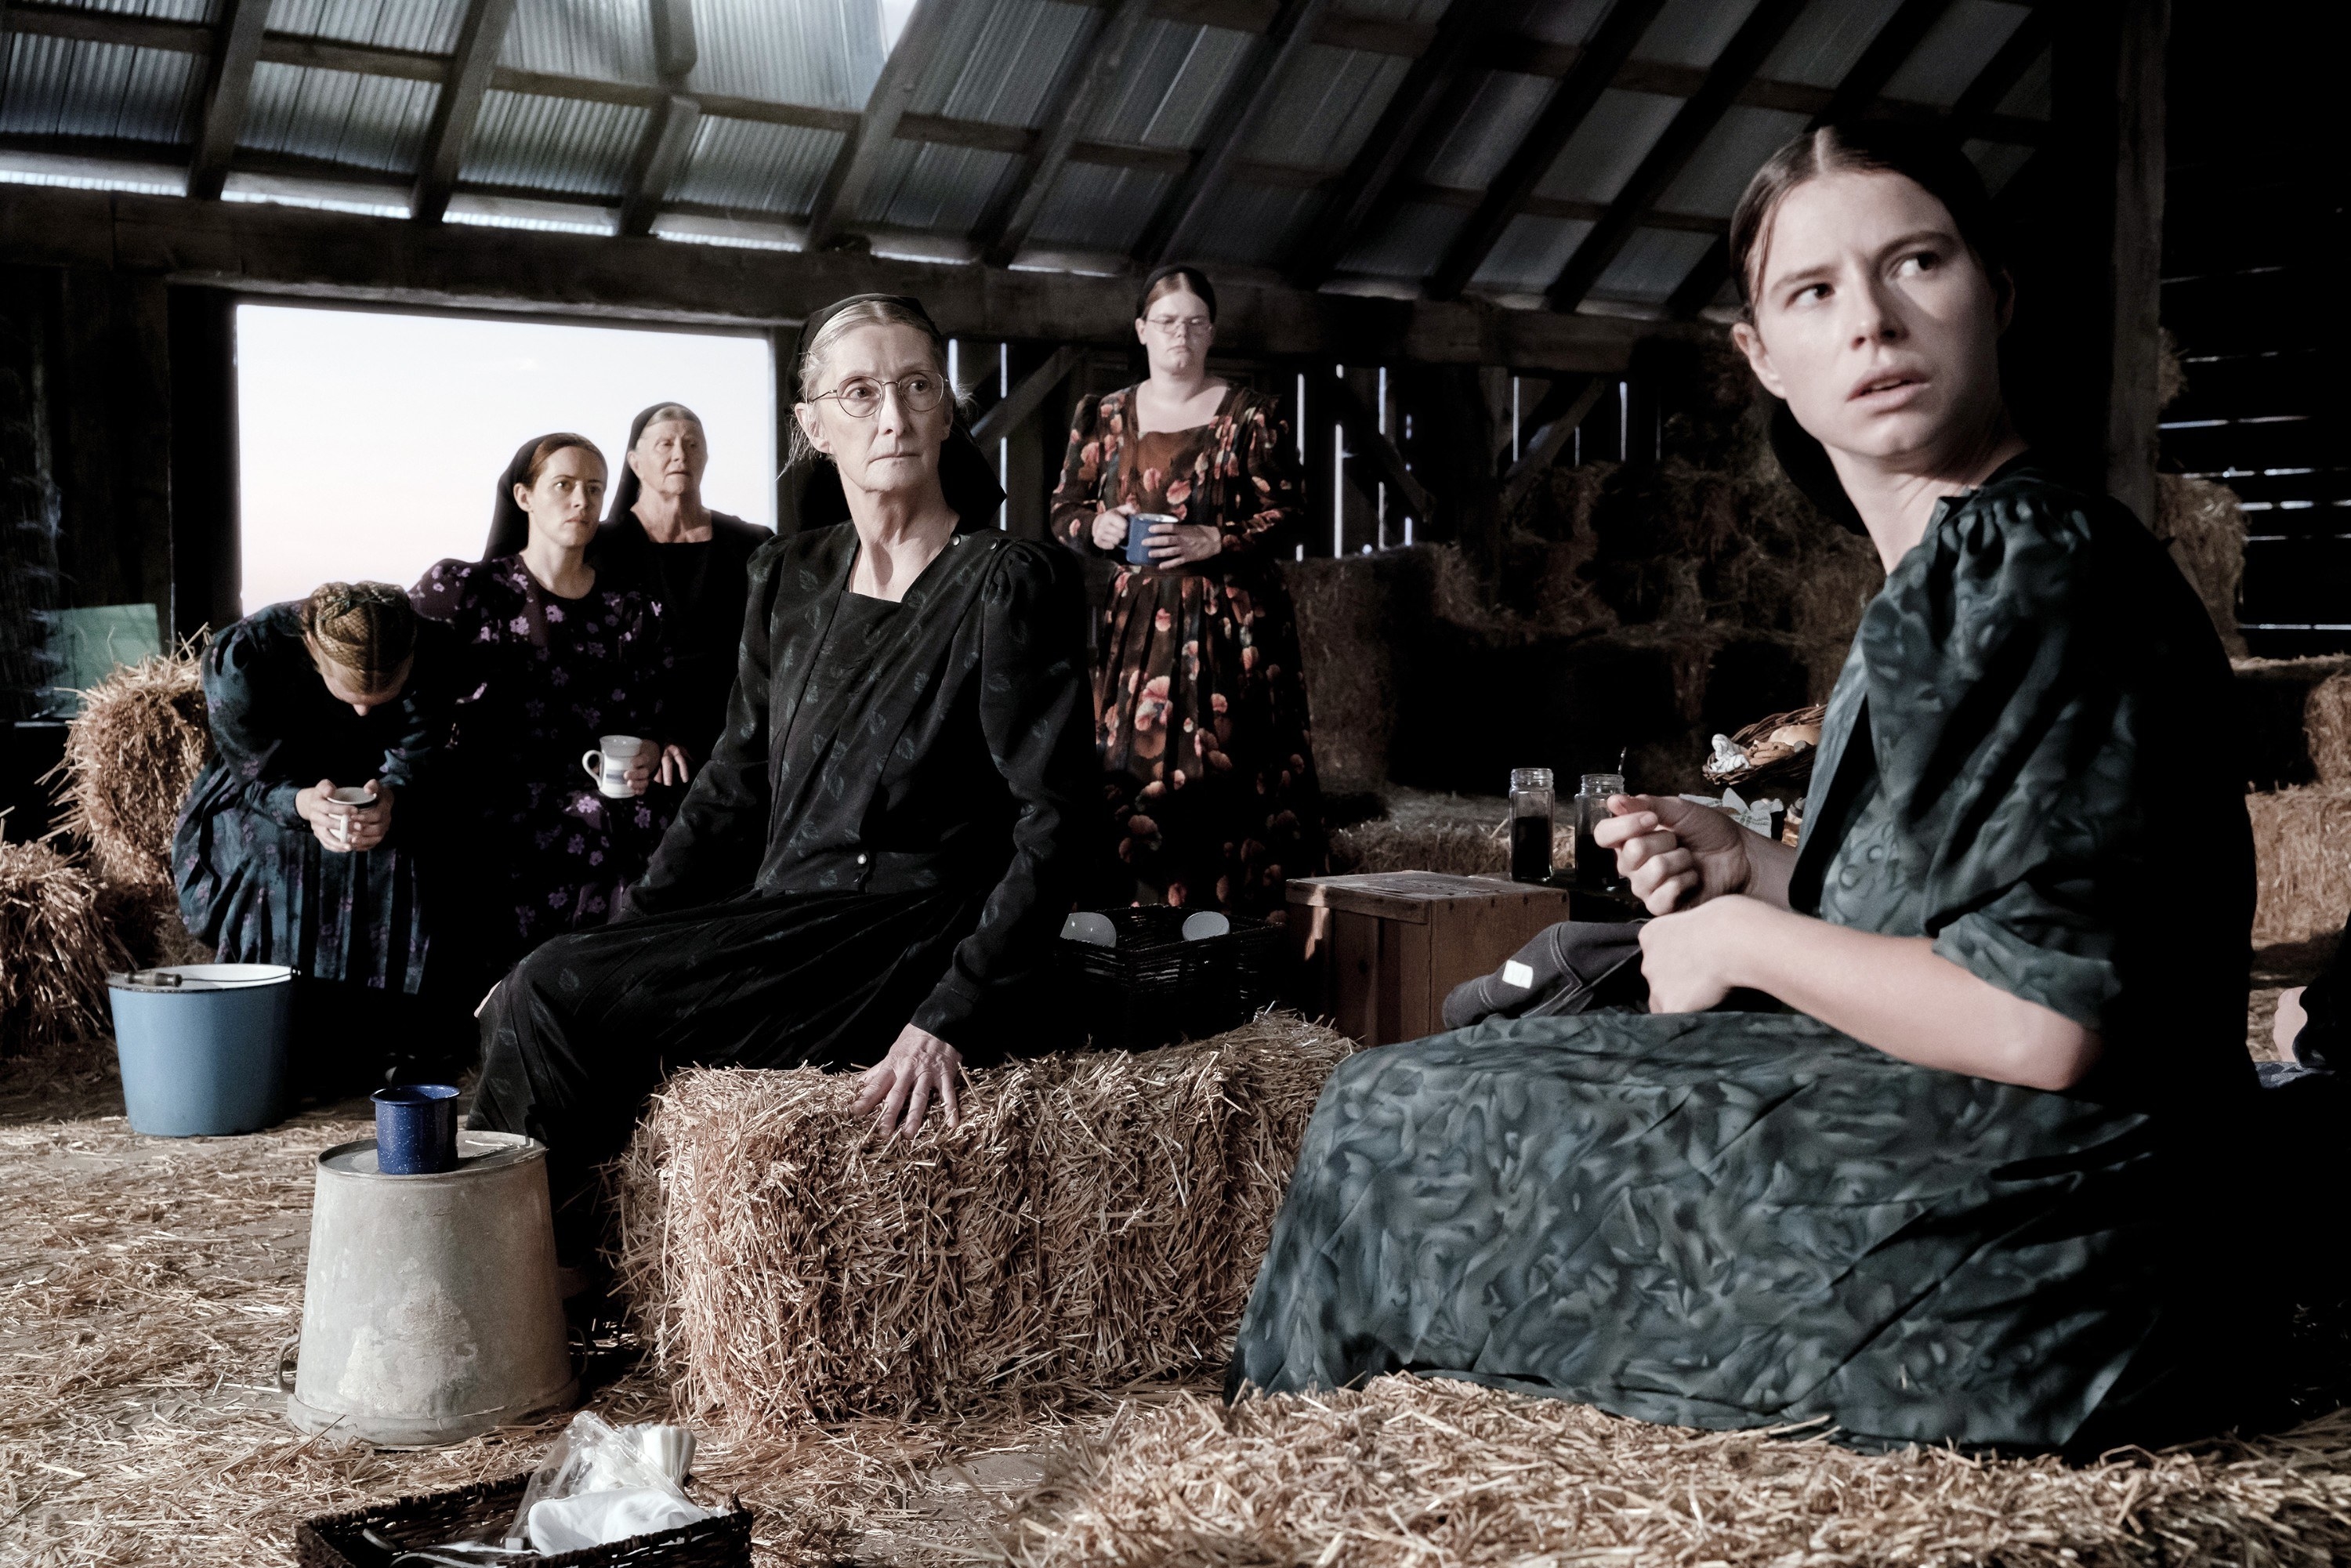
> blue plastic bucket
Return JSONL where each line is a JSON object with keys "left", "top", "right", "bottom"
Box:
{"left": 107, "top": 964, "right": 295, "bottom": 1136}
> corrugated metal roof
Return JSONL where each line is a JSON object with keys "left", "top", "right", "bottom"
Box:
{"left": 1587, "top": 223, "right": 1715, "bottom": 302}
{"left": 0, "top": 34, "right": 206, "bottom": 143}
{"left": 1472, "top": 212, "right": 1596, "bottom": 292}
{"left": 1758, "top": 0, "right": 1907, "bottom": 88}
{"left": 1880, "top": 0, "right": 2030, "bottom": 107}
{"left": 1531, "top": 88, "right": 1680, "bottom": 203}
{"left": 1995, "top": 39, "right": 2050, "bottom": 118}
{"left": 856, "top": 139, "right": 1020, "bottom": 232}
{"left": 1418, "top": 70, "right": 1555, "bottom": 190}
{"left": 1190, "top": 180, "right": 1328, "bottom": 266}
{"left": 1328, "top": 0, "right": 1453, "bottom": 22}
{"left": 908, "top": 0, "right": 1094, "bottom": 127}
{"left": 1634, "top": 0, "right": 1763, "bottom": 69}
{"left": 268, "top": 0, "right": 469, "bottom": 56}
{"left": 461, "top": 89, "right": 647, "bottom": 197}
{"left": 1517, "top": 0, "right": 1618, "bottom": 48}
{"left": 1339, "top": 198, "right": 1465, "bottom": 279}
{"left": 687, "top": 0, "right": 884, "bottom": 111}
{"left": 1027, "top": 160, "right": 1173, "bottom": 252}
{"left": 670, "top": 114, "right": 841, "bottom": 214}
{"left": 499, "top": 0, "right": 657, "bottom": 86}
{"left": 1085, "top": 20, "right": 1252, "bottom": 148}
{"left": 34, "top": 0, "right": 219, "bottom": 21}
{"left": 241, "top": 62, "right": 440, "bottom": 175}
{"left": 1658, "top": 102, "right": 1806, "bottom": 215}
{"left": 1245, "top": 43, "right": 1409, "bottom": 170}
{"left": 1963, "top": 136, "right": 2032, "bottom": 195}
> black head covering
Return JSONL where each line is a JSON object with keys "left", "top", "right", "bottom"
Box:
{"left": 782, "top": 293, "right": 1005, "bottom": 535}
{"left": 604, "top": 401, "right": 705, "bottom": 526}
{"left": 481, "top": 435, "right": 543, "bottom": 560}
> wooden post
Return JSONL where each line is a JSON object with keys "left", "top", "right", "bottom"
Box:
{"left": 53, "top": 271, "right": 175, "bottom": 632}
{"left": 167, "top": 285, "right": 239, "bottom": 639}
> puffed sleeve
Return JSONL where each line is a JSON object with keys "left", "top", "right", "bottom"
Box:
{"left": 908, "top": 541, "right": 1096, "bottom": 1058}
{"left": 375, "top": 617, "right": 455, "bottom": 795}
{"left": 1215, "top": 390, "right": 1306, "bottom": 556}
{"left": 197, "top": 617, "right": 306, "bottom": 827}
{"left": 1857, "top": 484, "right": 2136, "bottom": 1030}
{"left": 619, "top": 540, "right": 783, "bottom": 918}
{"left": 1049, "top": 393, "right": 1114, "bottom": 555}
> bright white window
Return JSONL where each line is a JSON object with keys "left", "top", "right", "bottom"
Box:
{"left": 235, "top": 304, "right": 775, "bottom": 614}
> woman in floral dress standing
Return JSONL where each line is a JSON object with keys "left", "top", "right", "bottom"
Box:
{"left": 1050, "top": 265, "right": 1324, "bottom": 918}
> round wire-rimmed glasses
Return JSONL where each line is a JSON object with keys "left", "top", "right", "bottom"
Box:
{"left": 810, "top": 373, "right": 948, "bottom": 418}
{"left": 1143, "top": 315, "right": 1213, "bottom": 339}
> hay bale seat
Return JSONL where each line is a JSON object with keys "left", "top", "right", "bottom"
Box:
{"left": 0, "top": 839, "right": 125, "bottom": 1056}
{"left": 610, "top": 1012, "right": 1357, "bottom": 1436}
{"left": 997, "top": 1374, "right": 2351, "bottom": 1567}
{"left": 2253, "top": 787, "right": 2351, "bottom": 948}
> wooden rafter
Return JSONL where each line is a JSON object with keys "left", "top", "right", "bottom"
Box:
{"left": 1324, "top": 374, "right": 1434, "bottom": 522}
{"left": 616, "top": 0, "right": 701, "bottom": 238}
{"left": 1542, "top": 0, "right": 1812, "bottom": 313}
{"left": 1661, "top": 0, "right": 1962, "bottom": 319}
{"left": 975, "top": 0, "right": 1155, "bottom": 268}
{"left": 803, "top": 0, "right": 955, "bottom": 252}
{"left": 1287, "top": 0, "right": 1489, "bottom": 288}
{"left": 1135, "top": 0, "right": 1331, "bottom": 266}
{"left": 186, "top": 0, "right": 269, "bottom": 200}
{"left": 1424, "top": 0, "right": 1669, "bottom": 303}
{"left": 1499, "top": 375, "right": 1607, "bottom": 512}
{"left": 969, "top": 345, "right": 1083, "bottom": 444}
{"left": 1951, "top": 4, "right": 2057, "bottom": 136}
{"left": 412, "top": 0, "right": 517, "bottom": 223}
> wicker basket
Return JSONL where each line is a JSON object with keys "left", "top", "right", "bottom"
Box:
{"left": 1060, "top": 906, "right": 1286, "bottom": 1052}
{"left": 295, "top": 1472, "right": 752, "bottom": 1568}
{"left": 1701, "top": 704, "right": 1828, "bottom": 792}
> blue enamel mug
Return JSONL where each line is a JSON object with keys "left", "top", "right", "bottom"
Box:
{"left": 372, "top": 1084, "right": 461, "bottom": 1175}
{"left": 1125, "top": 511, "right": 1177, "bottom": 565}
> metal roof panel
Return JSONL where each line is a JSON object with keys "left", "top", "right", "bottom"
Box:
{"left": 1472, "top": 211, "right": 1596, "bottom": 292}
{"left": 1758, "top": 0, "right": 1907, "bottom": 88}
{"left": 1028, "top": 159, "right": 1173, "bottom": 251}
{"left": 671, "top": 113, "right": 842, "bottom": 214}
{"left": 688, "top": 0, "right": 886, "bottom": 110}
{"left": 1962, "top": 136, "right": 2031, "bottom": 195}
{"left": 499, "top": 0, "right": 657, "bottom": 85}
{"left": 1419, "top": 69, "right": 1555, "bottom": 190}
{"left": 1085, "top": 20, "right": 1252, "bottom": 148}
{"left": 1246, "top": 44, "right": 1409, "bottom": 170}
{"left": 31, "top": 0, "right": 218, "bottom": 21}
{"left": 1996, "top": 42, "right": 2050, "bottom": 119}
{"left": 241, "top": 61, "right": 440, "bottom": 174}
{"left": 1658, "top": 102, "right": 1807, "bottom": 215}
{"left": 0, "top": 34, "right": 205, "bottom": 144}
{"left": 1880, "top": 0, "right": 2029, "bottom": 107}
{"left": 855, "top": 138, "right": 1020, "bottom": 231}
{"left": 461, "top": 89, "right": 647, "bottom": 197}
{"left": 1634, "top": 0, "right": 1762, "bottom": 68}
{"left": 1190, "top": 179, "right": 1328, "bottom": 267}
{"left": 1516, "top": 0, "right": 1618, "bottom": 47}
{"left": 1531, "top": 87, "right": 1679, "bottom": 203}
{"left": 267, "top": 0, "right": 469, "bottom": 55}
{"left": 1587, "top": 223, "right": 1714, "bottom": 302}
{"left": 909, "top": 0, "right": 1095, "bottom": 126}
{"left": 1330, "top": 0, "right": 1454, "bottom": 20}
{"left": 1338, "top": 198, "right": 1465, "bottom": 279}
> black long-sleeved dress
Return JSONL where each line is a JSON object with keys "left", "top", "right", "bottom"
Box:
{"left": 589, "top": 509, "right": 769, "bottom": 766}
{"left": 1229, "top": 464, "right": 2266, "bottom": 1454}
{"left": 469, "top": 512, "right": 1096, "bottom": 1209}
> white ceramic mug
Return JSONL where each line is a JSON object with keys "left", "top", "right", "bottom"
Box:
{"left": 325, "top": 784, "right": 377, "bottom": 846}
{"left": 581, "top": 735, "right": 646, "bottom": 799}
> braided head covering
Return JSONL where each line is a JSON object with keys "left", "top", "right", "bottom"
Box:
{"left": 300, "top": 581, "right": 417, "bottom": 693}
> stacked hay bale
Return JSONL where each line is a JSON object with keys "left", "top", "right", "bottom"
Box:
{"left": 2252, "top": 670, "right": 2351, "bottom": 948}
{"left": 2154, "top": 473, "right": 2248, "bottom": 657}
{"left": 0, "top": 837, "right": 124, "bottom": 1055}
{"left": 46, "top": 647, "right": 212, "bottom": 965}
{"left": 610, "top": 1012, "right": 1356, "bottom": 1434}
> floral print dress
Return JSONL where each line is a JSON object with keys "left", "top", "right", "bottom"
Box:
{"left": 409, "top": 556, "right": 676, "bottom": 979}
{"left": 1051, "top": 382, "right": 1324, "bottom": 918}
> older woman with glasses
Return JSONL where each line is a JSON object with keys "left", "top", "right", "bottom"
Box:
{"left": 1050, "top": 263, "right": 1324, "bottom": 920}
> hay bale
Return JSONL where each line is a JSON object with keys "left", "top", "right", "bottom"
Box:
{"left": 48, "top": 646, "right": 208, "bottom": 896}
{"left": 2154, "top": 473, "right": 2247, "bottom": 656}
{"left": 997, "top": 1373, "right": 2351, "bottom": 1568}
{"left": 0, "top": 839, "right": 124, "bottom": 1056}
{"left": 2305, "top": 673, "right": 2351, "bottom": 787}
{"left": 2251, "top": 786, "right": 2351, "bottom": 947}
{"left": 610, "top": 1012, "right": 1358, "bottom": 1434}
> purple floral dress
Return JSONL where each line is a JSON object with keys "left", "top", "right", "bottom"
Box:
{"left": 410, "top": 557, "right": 676, "bottom": 975}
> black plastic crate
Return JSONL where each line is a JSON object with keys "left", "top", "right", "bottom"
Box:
{"left": 1060, "top": 906, "right": 1286, "bottom": 1050}
{"left": 296, "top": 1472, "right": 751, "bottom": 1568}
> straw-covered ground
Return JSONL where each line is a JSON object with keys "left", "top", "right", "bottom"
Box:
{"left": 3, "top": 971, "right": 2345, "bottom": 1568}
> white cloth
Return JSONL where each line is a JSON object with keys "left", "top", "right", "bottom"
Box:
{"left": 528, "top": 1488, "right": 706, "bottom": 1553}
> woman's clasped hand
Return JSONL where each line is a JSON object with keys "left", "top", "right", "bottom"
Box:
{"left": 1591, "top": 792, "right": 1797, "bottom": 1015}
{"left": 296, "top": 778, "right": 393, "bottom": 853}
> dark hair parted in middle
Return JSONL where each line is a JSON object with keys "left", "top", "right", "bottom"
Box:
{"left": 520, "top": 432, "right": 605, "bottom": 487}
{"left": 1135, "top": 264, "right": 1217, "bottom": 322}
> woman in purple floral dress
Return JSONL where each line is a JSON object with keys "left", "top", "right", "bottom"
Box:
{"left": 1049, "top": 265, "right": 1325, "bottom": 918}
{"left": 411, "top": 433, "right": 684, "bottom": 983}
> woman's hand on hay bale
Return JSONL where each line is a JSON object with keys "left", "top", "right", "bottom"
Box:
{"left": 1593, "top": 794, "right": 1789, "bottom": 916}
{"left": 295, "top": 779, "right": 392, "bottom": 853}
{"left": 2274, "top": 987, "right": 2308, "bottom": 1063}
{"left": 853, "top": 1023, "right": 962, "bottom": 1140}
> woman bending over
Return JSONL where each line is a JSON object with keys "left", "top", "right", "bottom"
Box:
{"left": 1228, "top": 123, "right": 2259, "bottom": 1454}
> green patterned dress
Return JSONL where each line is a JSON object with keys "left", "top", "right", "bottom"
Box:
{"left": 1228, "top": 464, "right": 2262, "bottom": 1454}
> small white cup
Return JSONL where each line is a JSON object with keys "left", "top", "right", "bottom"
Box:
{"left": 326, "top": 784, "right": 377, "bottom": 845}
{"left": 581, "top": 735, "right": 647, "bottom": 799}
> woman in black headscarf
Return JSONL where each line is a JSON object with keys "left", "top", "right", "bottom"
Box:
{"left": 410, "top": 433, "right": 686, "bottom": 986}
{"left": 469, "top": 295, "right": 1096, "bottom": 1268}
{"left": 592, "top": 403, "right": 771, "bottom": 768}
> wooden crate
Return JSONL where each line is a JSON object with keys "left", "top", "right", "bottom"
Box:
{"left": 1287, "top": 871, "right": 1573, "bottom": 1046}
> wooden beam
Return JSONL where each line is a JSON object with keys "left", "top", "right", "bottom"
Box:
{"left": 1136, "top": 0, "right": 1331, "bottom": 265}
{"left": 803, "top": 0, "right": 955, "bottom": 252}
{"left": 1661, "top": 0, "right": 1962, "bottom": 319}
{"left": 618, "top": 94, "right": 701, "bottom": 237}
{"left": 263, "top": 32, "right": 444, "bottom": 82}
{"left": 5, "top": 1, "right": 209, "bottom": 55}
{"left": 1324, "top": 373, "right": 1434, "bottom": 522}
{"left": 1425, "top": 0, "right": 1668, "bottom": 303}
{"left": 1289, "top": 0, "right": 1490, "bottom": 288}
{"left": 0, "top": 182, "right": 1681, "bottom": 372}
{"left": 976, "top": 0, "right": 1156, "bottom": 268}
{"left": 412, "top": 0, "right": 516, "bottom": 224}
{"left": 187, "top": 0, "right": 269, "bottom": 200}
{"left": 1499, "top": 375, "right": 1607, "bottom": 512}
{"left": 1951, "top": 4, "right": 2058, "bottom": 136}
{"left": 2094, "top": 0, "right": 2167, "bottom": 524}
{"left": 970, "top": 345, "right": 1083, "bottom": 443}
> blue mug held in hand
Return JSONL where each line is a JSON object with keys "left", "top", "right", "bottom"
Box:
{"left": 1126, "top": 511, "right": 1178, "bottom": 565}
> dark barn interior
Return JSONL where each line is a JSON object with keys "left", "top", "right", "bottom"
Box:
{"left": 3, "top": 0, "right": 2349, "bottom": 1563}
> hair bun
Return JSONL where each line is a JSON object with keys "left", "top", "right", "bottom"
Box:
{"left": 302, "top": 581, "right": 418, "bottom": 690}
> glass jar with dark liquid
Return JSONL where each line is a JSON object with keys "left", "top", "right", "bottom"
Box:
{"left": 1508, "top": 768, "right": 1555, "bottom": 883}
{"left": 1574, "top": 771, "right": 1627, "bottom": 891}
